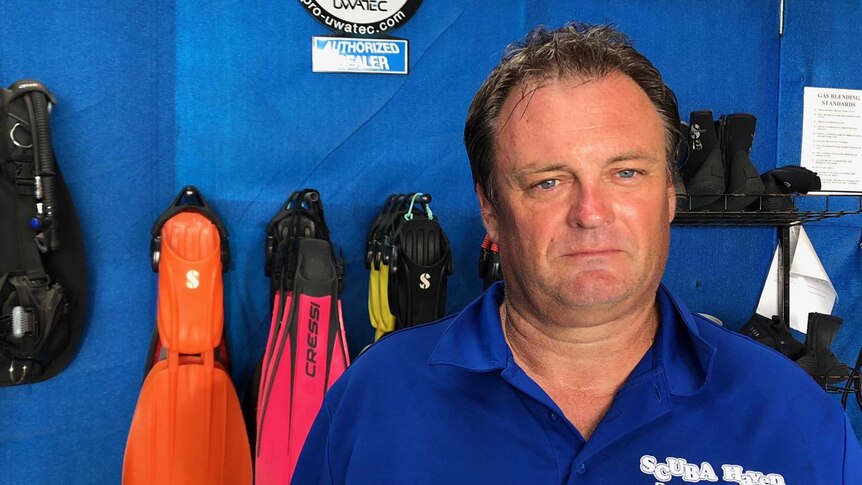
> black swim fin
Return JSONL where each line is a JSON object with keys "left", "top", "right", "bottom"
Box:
{"left": 387, "top": 193, "right": 453, "bottom": 329}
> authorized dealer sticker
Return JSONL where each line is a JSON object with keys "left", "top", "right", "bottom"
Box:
{"left": 300, "top": 0, "right": 422, "bottom": 74}
{"left": 313, "top": 37, "right": 408, "bottom": 74}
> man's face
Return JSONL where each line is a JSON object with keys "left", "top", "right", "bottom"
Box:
{"left": 480, "top": 73, "right": 675, "bottom": 321}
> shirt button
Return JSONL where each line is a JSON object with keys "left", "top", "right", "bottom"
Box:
{"left": 576, "top": 463, "right": 586, "bottom": 474}
{"left": 548, "top": 411, "right": 559, "bottom": 421}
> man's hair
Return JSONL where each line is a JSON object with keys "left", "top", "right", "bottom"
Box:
{"left": 464, "top": 22, "right": 682, "bottom": 206}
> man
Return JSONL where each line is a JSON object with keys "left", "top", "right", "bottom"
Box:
{"left": 294, "top": 23, "right": 862, "bottom": 484}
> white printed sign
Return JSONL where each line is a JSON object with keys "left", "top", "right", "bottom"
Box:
{"left": 801, "top": 86, "right": 862, "bottom": 192}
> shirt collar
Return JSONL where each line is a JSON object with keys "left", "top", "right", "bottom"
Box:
{"left": 427, "top": 282, "right": 509, "bottom": 372}
{"left": 427, "top": 282, "right": 716, "bottom": 396}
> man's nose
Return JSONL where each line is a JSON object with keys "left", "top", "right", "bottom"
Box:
{"left": 567, "top": 182, "right": 614, "bottom": 228}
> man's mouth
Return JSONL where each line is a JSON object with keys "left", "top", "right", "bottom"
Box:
{"left": 563, "top": 248, "right": 622, "bottom": 258}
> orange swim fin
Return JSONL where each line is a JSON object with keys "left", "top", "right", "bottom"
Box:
{"left": 123, "top": 186, "right": 251, "bottom": 485}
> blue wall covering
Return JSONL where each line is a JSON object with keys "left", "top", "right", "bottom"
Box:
{"left": 0, "top": 1, "right": 859, "bottom": 482}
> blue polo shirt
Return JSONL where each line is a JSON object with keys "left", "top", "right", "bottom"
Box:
{"left": 293, "top": 283, "right": 862, "bottom": 484}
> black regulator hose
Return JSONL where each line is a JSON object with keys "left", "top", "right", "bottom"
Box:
{"left": 27, "top": 91, "right": 59, "bottom": 251}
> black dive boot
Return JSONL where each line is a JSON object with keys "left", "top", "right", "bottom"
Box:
{"left": 680, "top": 111, "right": 724, "bottom": 209}
{"left": 795, "top": 313, "right": 851, "bottom": 385}
{"left": 739, "top": 313, "right": 804, "bottom": 360}
{"left": 704, "top": 113, "right": 764, "bottom": 211}
{"left": 759, "top": 166, "right": 822, "bottom": 211}
{"left": 760, "top": 171, "right": 796, "bottom": 211}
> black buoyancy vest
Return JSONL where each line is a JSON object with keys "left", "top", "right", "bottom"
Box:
{"left": 0, "top": 79, "right": 87, "bottom": 385}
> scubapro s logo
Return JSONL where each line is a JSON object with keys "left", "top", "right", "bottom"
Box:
{"left": 186, "top": 270, "right": 200, "bottom": 289}
{"left": 299, "top": 0, "right": 422, "bottom": 36}
{"left": 419, "top": 273, "right": 431, "bottom": 289}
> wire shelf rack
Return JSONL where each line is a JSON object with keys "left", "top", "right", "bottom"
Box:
{"left": 672, "top": 194, "right": 862, "bottom": 226}
{"left": 826, "top": 348, "right": 862, "bottom": 412}
{"left": 670, "top": 193, "right": 862, "bottom": 333}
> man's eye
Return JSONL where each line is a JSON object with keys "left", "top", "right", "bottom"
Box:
{"left": 537, "top": 179, "right": 557, "bottom": 190}
{"left": 618, "top": 169, "right": 637, "bottom": 179}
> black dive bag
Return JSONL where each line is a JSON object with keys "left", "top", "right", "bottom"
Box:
{"left": 0, "top": 80, "right": 86, "bottom": 386}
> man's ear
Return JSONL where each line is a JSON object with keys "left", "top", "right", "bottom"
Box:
{"left": 476, "top": 184, "right": 499, "bottom": 242}
{"left": 666, "top": 182, "right": 676, "bottom": 224}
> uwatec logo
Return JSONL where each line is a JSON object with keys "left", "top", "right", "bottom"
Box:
{"left": 299, "top": 0, "right": 422, "bottom": 36}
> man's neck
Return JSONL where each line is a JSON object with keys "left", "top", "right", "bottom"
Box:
{"left": 501, "top": 295, "right": 659, "bottom": 437}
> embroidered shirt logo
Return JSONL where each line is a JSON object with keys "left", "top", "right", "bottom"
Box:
{"left": 639, "top": 455, "right": 786, "bottom": 484}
